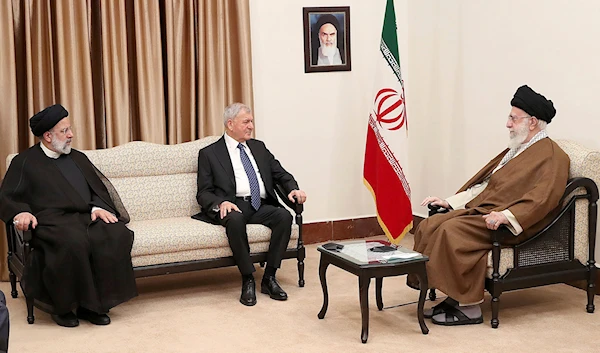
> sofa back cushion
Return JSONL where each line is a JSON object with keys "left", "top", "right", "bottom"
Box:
{"left": 5, "top": 136, "right": 220, "bottom": 222}
{"left": 86, "top": 136, "right": 220, "bottom": 221}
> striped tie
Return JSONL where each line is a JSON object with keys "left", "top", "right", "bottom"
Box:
{"left": 237, "top": 143, "right": 261, "bottom": 210}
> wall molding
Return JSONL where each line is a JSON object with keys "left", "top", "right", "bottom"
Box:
{"left": 303, "top": 215, "right": 425, "bottom": 244}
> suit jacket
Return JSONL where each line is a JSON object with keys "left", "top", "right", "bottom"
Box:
{"left": 193, "top": 136, "right": 299, "bottom": 225}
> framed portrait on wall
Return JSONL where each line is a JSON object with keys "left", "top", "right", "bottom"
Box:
{"left": 303, "top": 6, "right": 351, "bottom": 73}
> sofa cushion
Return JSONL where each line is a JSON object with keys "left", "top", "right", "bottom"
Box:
{"left": 131, "top": 238, "right": 299, "bottom": 268}
{"left": 127, "top": 217, "right": 299, "bottom": 257}
{"left": 83, "top": 137, "right": 220, "bottom": 178}
{"left": 110, "top": 173, "right": 199, "bottom": 221}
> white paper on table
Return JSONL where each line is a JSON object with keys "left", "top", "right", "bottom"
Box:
{"left": 381, "top": 249, "right": 421, "bottom": 260}
{"left": 339, "top": 243, "right": 369, "bottom": 262}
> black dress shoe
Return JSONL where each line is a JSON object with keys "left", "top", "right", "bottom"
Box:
{"left": 51, "top": 312, "right": 79, "bottom": 327}
{"left": 76, "top": 307, "right": 111, "bottom": 325}
{"left": 261, "top": 276, "right": 288, "bottom": 301}
{"left": 240, "top": 277, "right": 257, "bottom": 306}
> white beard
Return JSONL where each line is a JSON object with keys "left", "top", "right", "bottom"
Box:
{"left": 51, "top": 137, "right": 72, "bottom": 155}
{"left": 319, "top": 36, "right": 337, "bottom": 57}
{"left": 320, "top": 45, "right": 336, "bottom": 57}
{"left": 508, "top": 123, "right": 529, "bottom": 149}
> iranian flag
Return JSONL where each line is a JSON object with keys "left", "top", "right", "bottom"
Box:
{"left": 363, "top": 0, "right": 412, "bottom": 245}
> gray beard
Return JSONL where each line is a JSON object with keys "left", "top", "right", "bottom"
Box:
{"left": 51, "top": 138, "right": 72, "bottom": 155}
{"left": 508, "top": 125, "right": 529, "bottom": 149}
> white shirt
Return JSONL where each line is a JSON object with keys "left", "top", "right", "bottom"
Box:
{"left": 40, "top": 142, "right": 61, "bottom": 159}
{"left": 223, "top": 134, "right": 267, "bottom": 199}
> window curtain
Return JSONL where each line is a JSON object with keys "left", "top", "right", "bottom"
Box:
{"left": 0, "top": 0, "right": 254, "bottom": 280}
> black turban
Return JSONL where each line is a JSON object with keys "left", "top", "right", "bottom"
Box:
{"left": 316, "top": 14, "right": 340, "bottom": 33}
{"left": 510, "top": 85, "right": 556, "bottom": 123}
{"left": 29, "top": 104, "right": 69, "bottom": 136}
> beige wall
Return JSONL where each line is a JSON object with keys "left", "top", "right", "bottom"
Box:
{"left": 250, "top": 0, "right": 600, "bottom": 229}
{"left": 250, "top": 0, "right": 409, "bottom": 223}
{"left": 407, "top": 0, "right": 600, "bottom": 218}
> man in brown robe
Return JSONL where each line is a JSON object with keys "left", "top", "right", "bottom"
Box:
{"left": 0, "top": 104, "right": 137, "bottom": 327}
{"left": 412, "top": 85, "right": 569, "bottom": 326}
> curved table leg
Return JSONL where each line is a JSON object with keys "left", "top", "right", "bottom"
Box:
{"left": 414, "top": 267, "right": 429, "bottom": 335}
{"left": 375, "top": 277, "right": 383, "bottom": 310}
{"left": 317, "top": 256, "right": 330, "bottom": 319}
{"left": 359, "top": 276, "right": 371, "bottom": 343}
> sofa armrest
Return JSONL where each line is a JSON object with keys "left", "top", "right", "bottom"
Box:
{"left": 5, "top": 222, "right": 33, "bottom": 269}
{"left": 275, "top": 184, "right": 303, "bottom": 215}
{"left": 6, "top": 223, "right": 32, "bottom": 244}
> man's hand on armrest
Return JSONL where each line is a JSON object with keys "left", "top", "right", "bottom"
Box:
{"left": 288, "top": 189, "right": 307, "bottom": 204}
{"left": 420, "top": 196, "right": 450, "bottom": 210}
{"left": 91, "top": 208, "right": 118, "bottom": 223}
{"left": 482, "top": 211, "right": 509, "bottom": 231}
{"left": 12, "top": 212, "right": 37, "bottom": 231}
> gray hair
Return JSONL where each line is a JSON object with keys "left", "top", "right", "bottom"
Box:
{"left": 223, "top": 103, "right": 252, "bottom": 125}
{"left": 537, "top": 119, "right": 547, "bottom": 130}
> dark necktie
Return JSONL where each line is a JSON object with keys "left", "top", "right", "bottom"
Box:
{"left": 237, "top": 143, "right": 261, "bottom": 210}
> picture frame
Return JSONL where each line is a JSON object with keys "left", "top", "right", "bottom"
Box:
{"left": 302, "top": 6, "right": 351, "bottom": 73}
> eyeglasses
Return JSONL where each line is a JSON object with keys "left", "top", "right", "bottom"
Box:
{"left": 507, "top": 115, "right": 531, "bottom": 123}
{"left": 54, "top": 126, "right": 73, "bottom": 135}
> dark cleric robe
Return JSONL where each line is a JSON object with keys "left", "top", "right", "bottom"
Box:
{"left": 0, "top": 143, "right": 138, "bottom": 314}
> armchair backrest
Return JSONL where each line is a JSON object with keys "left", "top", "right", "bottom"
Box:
{"left": 555, "top": 139, "right": 600, "bottom": 263}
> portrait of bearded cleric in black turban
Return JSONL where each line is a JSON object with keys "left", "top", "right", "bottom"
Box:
{"left": 303, "top": 7, "right": 351, "bottom": 73}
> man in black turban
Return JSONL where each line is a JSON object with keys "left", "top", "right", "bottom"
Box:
{"left": 29, "top": 104, "right": 69, "bottom": 137}
{"left": 510, "top": 85, "right": 556, "bottom": 123}
{"left": 407, "top": 85, "right": 570, "bottom": 326}
{"left": 0, "top": 104, "right": 137, "bottom": 327}
{"left": 311, "top": 14, "right": 345, "bottom": 66}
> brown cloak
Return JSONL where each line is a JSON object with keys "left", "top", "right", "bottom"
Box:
{"left": 413, "top": 138, "right": 569, "bottom": 303}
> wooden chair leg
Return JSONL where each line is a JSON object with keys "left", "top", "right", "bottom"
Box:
{"left": 297, "top": 247, "right": 306, "bottom": 287}
{"left": 587, "top": 265, "right": 596, "bottom": 313}
{"left": 26, "top": 297, "right": 35, "bottom": 324}
{"left": 8, "top": 272, "right": 17, "bottom": 299}
{"left": 428, "top": 288, "right": 436, "bottom": 301}
{"left": 491, "top": 295, "right": 500, "bottom": 328}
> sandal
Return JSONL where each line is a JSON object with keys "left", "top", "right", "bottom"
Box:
{"left": 424, "top": 300, "right": 455, "bottom": 319}
{"left": 431, "top": 305, "right": 483, "bottom": 326}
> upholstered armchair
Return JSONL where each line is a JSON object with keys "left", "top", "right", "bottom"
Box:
{"left": 428, "top": 139, "right": 598, "bottom": 328}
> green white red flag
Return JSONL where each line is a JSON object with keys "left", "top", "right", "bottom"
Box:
{"left": 363, "top": 0, "right": 412, "bottom": 244}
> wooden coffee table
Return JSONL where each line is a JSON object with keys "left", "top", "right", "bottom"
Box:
{"left": 317, "top": 239, "right": 429, "bottom": 343}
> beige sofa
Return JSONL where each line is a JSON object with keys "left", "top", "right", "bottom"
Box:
{"left": 5, "top": 136, "right": 305, "bottom": 323}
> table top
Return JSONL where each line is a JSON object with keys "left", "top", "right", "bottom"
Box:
{"left": 317, "top": 239, "right": 427, "bottom": 267}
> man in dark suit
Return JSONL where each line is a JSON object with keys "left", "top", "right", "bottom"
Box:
{"left": 194, "top": 103, "right": 307, "bottom": 306}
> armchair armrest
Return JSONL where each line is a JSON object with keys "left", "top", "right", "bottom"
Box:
{"left": 489, "top": 227, "right": 515, "bottom": 244}
{"left": 275, "top": 184, "right": 303, "bottom": 215}
{"left": 428, "top": 203, "right": 513, "bottom": 242}
{"left": 427, "top": 203, "right": 449, "bottom": 216}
